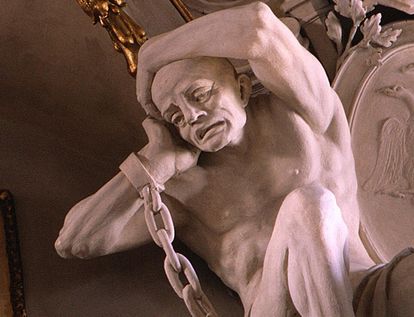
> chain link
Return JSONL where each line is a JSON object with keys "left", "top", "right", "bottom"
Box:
{"left": 183, "top": 284, "right": 216, "bottom": 317}
{"left": 141, "top": 184, "right": 218, "bottom": 317}
{"left": 142, "top": 187, "right": 175, "bottom": 247}
{"left": 158, "top": 229, "right": 181, "bottom": 272}
{"left": 164, "top": 253, "right": 202, "bottom": 299}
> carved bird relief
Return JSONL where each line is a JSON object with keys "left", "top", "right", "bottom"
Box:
{"left": 364, "top": 85, "right": 414, "bottom": 200}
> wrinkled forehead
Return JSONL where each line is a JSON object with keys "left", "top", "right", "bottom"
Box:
{"left": 151, "top": 57, "right": 235, "bottom": 106}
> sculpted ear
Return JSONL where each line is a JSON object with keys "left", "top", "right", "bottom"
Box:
{"left": 238, "top": 74, "right": 252, "bottom": 107}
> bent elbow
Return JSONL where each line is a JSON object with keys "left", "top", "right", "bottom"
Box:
{"left": 246, "top": 2, "right": 298, "bottom": 62}
{"left": 250, "top": 1, "right": 275, "bottom": 24}
{"left": 246, "top": 2, "right": 278, "bottom": 59}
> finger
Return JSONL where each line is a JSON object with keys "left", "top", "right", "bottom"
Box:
{"left": 142, "top": 117, "right": 174, "bottom": 145}
{"left": 136, "top": 72, "right": 154, "bottom": 108}
{"left": 136, "top": 49, "right": 155, "bottom": 108}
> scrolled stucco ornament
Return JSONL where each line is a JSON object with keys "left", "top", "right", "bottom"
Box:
{"left": 333, "top": 20, "right": 414, "bottom": 262}
{"left": 325, "top": 0, "right": 403, "bottom": 70}
{"left": 59, "top": 2, "right": 414, "bottom": 316}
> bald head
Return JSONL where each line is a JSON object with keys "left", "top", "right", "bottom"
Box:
{"left": 144, "top": 57, "right": 238, "bottom": 118}
{"left": 144, "top": 56, "right": 251, "bottom": 152}
{"left": 155, "top": 57, "right": 236, "bottom": 83}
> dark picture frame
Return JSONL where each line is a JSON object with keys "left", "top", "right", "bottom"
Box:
{"left": 0, "top": 190, "right": 27, "bottom": 317}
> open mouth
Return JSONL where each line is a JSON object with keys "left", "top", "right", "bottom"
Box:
{"left": 197, "top": 120, "right": 225, "bottom": 140}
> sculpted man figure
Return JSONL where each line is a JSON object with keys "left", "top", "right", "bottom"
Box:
{"left": 55, "top": 2, "right": 414, "bottom": 316}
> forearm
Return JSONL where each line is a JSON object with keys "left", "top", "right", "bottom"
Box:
{"left": 56, "top": 138, "right": 193, "bottom": 259}
{"left": 138, "top": 2, "right": 336, "bottom": 132}
{"left": 55, "top": 171, "right": 151, "bottom": 258}
{"left": 138, "top": 2, "right": 283, "bottom": 71}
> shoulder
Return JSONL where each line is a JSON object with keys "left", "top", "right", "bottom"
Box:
{"left": 246, "top": 93, "right": 298, "bottom": 123}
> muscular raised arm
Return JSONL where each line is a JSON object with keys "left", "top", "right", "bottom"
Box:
{"left": 137, "top": 1, "right": 337, "bottom": 133}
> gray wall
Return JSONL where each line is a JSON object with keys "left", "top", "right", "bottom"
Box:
{"left": 0, "top": 1, "right": 242, "bottom": 316}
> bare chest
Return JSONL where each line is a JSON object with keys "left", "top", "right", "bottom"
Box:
{"left": 165, "top": 108, "right": 320, "bottom": 234}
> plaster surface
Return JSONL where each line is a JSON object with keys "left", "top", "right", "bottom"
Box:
{"left": 56, "top": 3, "right": 414, "bottom": 316}
{"left": 0, "top": 1, "right": 242, "bottom": 316}
{"left": 2, "top": 0, "right": 414, "bottom": 316}
{"left": 334, "top": 20, "right": 414, "bottom": 262}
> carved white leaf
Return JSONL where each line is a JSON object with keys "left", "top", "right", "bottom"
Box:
{"left": 360, "top": 13, "right": 382, "bottom": 47}
{"left": 325, "top": 12, "right": 343, "bottom": 53}
{"left": 333, "top": 0, "right": 366, "bottom": 25}
{"left": 363, "top": 0, "right": 377, "bottom": 12}
{"left": 360, "top": 13, "right": 401, "bottom": 48}
{"left": 352, "top": 0, "right": 367, "bottom": 24}
{"left": 372, "top": 28, "right": 402, "bottom": 47}
{"left": 333, "top": 0, "right": 351, "bottom": 17}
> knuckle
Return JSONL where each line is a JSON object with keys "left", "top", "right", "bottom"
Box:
{"left": 72, "top": 243, "right": 91, "bottom": 259}
{"left": 55, "top": 237, "right": 73, "bottom": 259}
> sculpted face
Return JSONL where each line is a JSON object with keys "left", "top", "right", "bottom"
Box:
{"left": 151, "top": 57, "right": 251, "bottom": 152}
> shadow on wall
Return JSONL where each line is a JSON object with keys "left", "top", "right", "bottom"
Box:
{"left": 0, "top": 1, "right": 243, "bottom": 316}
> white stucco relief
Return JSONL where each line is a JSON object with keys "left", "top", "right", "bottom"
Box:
{"left": 56, "top": 2, "right": 414, "bottom": 316}
{"left": 364, "top": 85, "right": 414, "bottom": 201}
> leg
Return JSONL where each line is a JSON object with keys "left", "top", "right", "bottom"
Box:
{"left": 354, "top": 247, "right": 414, "bottom": 317}
{"left": 388, "top": 249, "right": 414, "bottom": 316}
{"left": 250, "top": 183, "right": 354, "bottom": 317}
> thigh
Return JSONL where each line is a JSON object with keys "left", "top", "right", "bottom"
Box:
{"left": 250, "top": 183, "right": 353, "bottom": 317}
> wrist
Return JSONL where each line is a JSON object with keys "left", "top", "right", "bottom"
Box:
{"left": 138, "top": 153, "right": 174, "bottom": 186}
{"left": 119, "top": 153, "right": 165, "bottom": 193}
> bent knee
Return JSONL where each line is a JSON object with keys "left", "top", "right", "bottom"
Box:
{"left": 286, "top": 183, "right": 336, "bottom": 208}
{"left": 279, "top": 183, "right": 346, "bottom": 233}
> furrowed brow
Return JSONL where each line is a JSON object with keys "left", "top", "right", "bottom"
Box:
{"left": 184, "top": 79, "right": 215, "bottom": 96}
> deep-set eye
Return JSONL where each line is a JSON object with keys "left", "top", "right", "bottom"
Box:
{"left": 193, "top": 87, "right": 212, "bottom": 103}
{"left": 171, "top": 112, "right": 185, "bottom": 127}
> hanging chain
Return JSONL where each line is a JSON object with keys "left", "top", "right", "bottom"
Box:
{"left": 140, "top": 185, "right": 218, "bottom": 317}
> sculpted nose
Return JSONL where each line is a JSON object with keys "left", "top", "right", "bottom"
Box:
{"left": 188, "top": 111, "right": 207, "bottom": 125}
{"left": 184, "top": 107, "right": 207, "bottom": 125}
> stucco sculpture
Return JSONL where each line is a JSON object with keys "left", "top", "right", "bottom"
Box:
{"left": 331, "top": 17, "right": 414, "bottom": 265}
{"left": 55, "top": 2, "right": 414, "bottom": 316}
